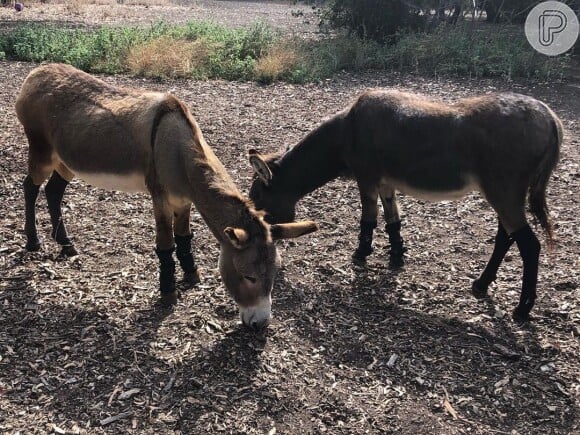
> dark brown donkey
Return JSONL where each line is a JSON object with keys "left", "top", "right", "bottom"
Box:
{"left": 249, "top": 89, "right": 562, "bottom": 322}
{"left": 17, "top": 63, "right": 318, "bottom": 330}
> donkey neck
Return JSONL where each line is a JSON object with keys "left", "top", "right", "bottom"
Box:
{"left": 185, "top": 142, "right": 251, "bottom": 243}
{"left": 153, "top": 102, "right": 253, "bottom": 244}
{"left": 274, "top": 112, "right": 349, "bottom": 200}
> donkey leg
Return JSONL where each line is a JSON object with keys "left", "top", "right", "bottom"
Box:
{"left": 173, "top": 204, "right": 201, "bottom": 288}
{"left": 45, "top": 169, "right": 78, "bottom": 257}
{"left": 486, "top": 185, "right": 537, "bottom": 321}
{"left": 379, "top": 186, "right": 406, "bottom": 268}
{"left": 511, "top": 225, "right": 541, "bottom": 322}
{"left": 23, "top": 132, "right": 53, "bottom": 251}
{"left": 23, "top": 175, "right": 42, "bottom": 251}
{"left": 152, "top": 198, "right": 178, "bottom": 306}
{"left": 352, "top": 182, "right": 379, "bottom": 263}
{"left": 472, "top": 220, "right": 514, "bottom": 298}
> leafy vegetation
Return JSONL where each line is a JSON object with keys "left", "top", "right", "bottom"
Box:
{"left": 0, "top": 19, "right": 570, "bottom": 83}
{"left": 321, "top": 0, "right": 426, "bottom": 42}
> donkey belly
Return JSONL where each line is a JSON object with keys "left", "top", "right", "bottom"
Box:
{"left": 388, "top": 175, "right": 478, "bottom": 202}
{"left": 55, "top": 149, "right": 148, "bottom": 193}
{"left": 51, "top": 128, "right": 149, "bottom": 193}
{"left": 73, "top": 170, "right": 148, "bottom": 192}
{"left": 379, "top": 137, "right": 478, "bottom": 201}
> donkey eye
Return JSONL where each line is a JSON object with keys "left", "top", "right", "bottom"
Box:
{"left": 243, "top": 275, "right": 257, "bottom": 283}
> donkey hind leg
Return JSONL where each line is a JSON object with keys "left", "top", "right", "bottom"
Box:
{"left": 46, "top": 166, "right": 78, "bottom": 257}
{"left": 23, "top": 175, "right": 42, "bottom": 251}
{"left": 488, "top": 190, "right": 539, "bottom": 322}
{"left": 472, "top": 220, "right": 514, "bottom": 299}
{"left": 152, "top": 198, "right": 178, "bottom": 306}
{"left": 379, "top": 186, "right": 406, "bottom": 268}
{"left": 173, "top": 204, "right": 201, "bottom": 288}
{"left": 23, "top": 132, "right": 56, "bottom": 252}
{"left": 352, "top": 182, "right": 379, "bottom": 263}
{"left": 511, "top": 225, "right": 541, "bottom": 322}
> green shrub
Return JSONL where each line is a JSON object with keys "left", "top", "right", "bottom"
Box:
{"left": 1, "top": 24, "right": 150, "bottom": 72}
{"left": 0, "top": 21, "right": 276, "bottom": 80}
{"left": 380, "top": 24, "right": 569, "bottom": 79}
{"left": 297, "top": 23, "right": 569, "bottom": 81}
{"left": 321, "top": 0, "right": 425, "bottom": 42}
{"left": 0, "top": 20, "right": 569, "bottom": 83}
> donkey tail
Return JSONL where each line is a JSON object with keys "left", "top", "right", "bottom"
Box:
{"left": 528, "top": 106, "right": 562, "bottom": 250}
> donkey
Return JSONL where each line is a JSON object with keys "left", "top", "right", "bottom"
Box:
{"left": 249, "top": 89, "right": 562, "bottom": 322}
{"left": 16, "top": 63, "right": 318, "bottom": 330}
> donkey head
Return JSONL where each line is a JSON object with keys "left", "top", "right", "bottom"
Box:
{"left": 248, "top": 149, "right": 297, "bottom": 224}
{"left": 219, "top": 206, "right": 318, "bottom": 330}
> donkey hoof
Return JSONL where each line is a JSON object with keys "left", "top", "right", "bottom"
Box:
{"left": 512, "top": 305, "right": 532, "bottom": 323}
{"left": 351, "top": 252, "right": 368, "bottom": 266}
{"left": 183, "top": 268, "right": 201, "bottom": 288}
{"left": 471, "top": 279, "right": 489, "bottom": 299}
{"left": 160, "top": 290, "right": 180, "bottom": 307}
{"left": 389, "top": 255, "right": 405, "bottom": 269}
{"left": 59, "top": 245, "right": 78, "bottom": 257}
{"left": 25, "top": 240, "right": 41, "bottom": 252}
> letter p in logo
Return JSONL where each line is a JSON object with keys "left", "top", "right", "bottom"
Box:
{"left": 539, "top": 10, "right": 567, "bottom": 46}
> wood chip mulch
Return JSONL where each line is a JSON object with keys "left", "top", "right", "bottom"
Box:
{"left": 0, "top": 3, "right": 579, "bottom": 434}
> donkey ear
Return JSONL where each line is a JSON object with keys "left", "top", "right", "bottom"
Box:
{"left": 270, "top": 221, "right": 319, "bottom": 240}
{"left": 249, "top": 149, "right": 272, "bottom": 186}
{"left": 224, "top": 227, "right": 250, "bottom": 249}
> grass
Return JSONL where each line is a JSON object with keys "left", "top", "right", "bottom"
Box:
{"left": 125, "top": 36, "right": 214, "bottom": 79}
{"left": 299, "top": 23, "right": 571, "bottom": 81}
{"left": 380, "top": 23, "right": 570, "bottom": 80}
{"left": 0, "top": 20, "right": 570, "bottom": 83}
{"left": 254, "top": 42, "right": 300, "bottom": 83}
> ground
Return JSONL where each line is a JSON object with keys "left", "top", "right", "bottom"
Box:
{"left": 0, "top": 2, "right": 579, "bottom": 434}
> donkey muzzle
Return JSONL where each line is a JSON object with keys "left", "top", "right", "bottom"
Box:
{"left": 239, "top": 297, "right": 272, "bottom": 331}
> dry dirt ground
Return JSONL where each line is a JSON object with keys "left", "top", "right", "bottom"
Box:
{"left": 0, "top": 0, "right": 319, "bottom": 35}
{"left": 0, "top": 2, "right": 579, "bottom": 435}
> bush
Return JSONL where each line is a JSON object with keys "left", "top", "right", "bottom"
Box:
{"left": 484, "top": 0, "right": 536, "bottom": 23}
{"left": 0, "top": 20, "right": 569, "bottom": 83}
{"left": 0, "top": 21, "right": 276, "bottom": 80}
{"left": 482, "top": 0, "right": 578, "bottom": 23}
{"left": 380, "top": 24, "right": 569, "bottom": 79}
{"left": 299, "top": 23, "right": 569, "bottom": 81}
{"left": 1, "top": 25, "right": 151, "bottom": 72}
{"left": 321, "top": 0, "right": 425, "bottom": 42}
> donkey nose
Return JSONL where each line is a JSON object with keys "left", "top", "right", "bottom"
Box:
{"left": 250, "top": 317, "right": 270, "bottom": 331}
{"left": 240, "top": 297, "right": 272, "bottom": 331}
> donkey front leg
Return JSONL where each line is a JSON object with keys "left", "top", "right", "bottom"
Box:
{"left": 472, "top": 220, "right": 514, "bottom": 298}
{"left": 45, "top": 170, "right": 78, "bottom": 257}
{"left": 379, "top": 186, "right": 406, "bottom": 268}
{"left": 152, "top": 198, "right": 178, "bottom": 306}
{"left": 352, "top": 182, "right": 379, "bottom": 263}
{"left": 173, "top": 204, "right": 201, "bottom": 288}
